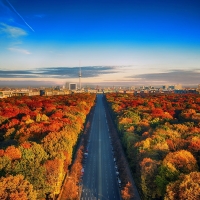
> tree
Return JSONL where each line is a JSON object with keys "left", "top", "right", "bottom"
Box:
{"left": 180, "top": 108, "right": 196, "bottom": 120}
{"left": 42, "top": 130, "right": 73, "bottom": 164}
{"left": 164, "top": 172, "right": 200, "bottom": 200}
{"left": 4, "top": 146, "right": 21, "bottom": 160}
{"left": 0, "top": 156, "right": 11, "bottom": 176}
{"left": 121, "top": 182, "right": 133, "bottom": 200}
{"left": 0, "top": 175, "right": 37, "bottom": 200}
{"left": 162, "top": 150, "right": 198, "bottom": 174}
{"left": 105, "top": 93, "right": 200, "bottom": 199}
{"left": 13, "top": 142, "right": 50, "bottom": 198}
{"left": 45, "top": 159, "right": 64, "bottom": 195}
{"left": 156, "top": 150, "right": 198, "bottom": 196}
{"left": 140, "top": 158, "right": 160, "bottom": 199}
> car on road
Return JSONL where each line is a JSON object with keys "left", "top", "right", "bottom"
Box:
{"left": 117, "top": 178, "right": 121, "bottom": 188}
{"left": 84, "top": 152, "right": 88, "bottom": 159}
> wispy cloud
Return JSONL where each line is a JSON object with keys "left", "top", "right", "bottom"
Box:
{"left": 34, "top": 66, "right": 116, "bottom": 78}
{"left": 128, "top": 69, "right": 200, "bottom": 85}
{"left": 0, "top": 80, "right": 56, "bottom": 87}
{"left": 0, "top": 67, "right": 199, "bottom": 86}
{"left": 0, "top": 66, "right": 116, "bottom": 79}
{"left": 8, "top": 47, "right": 31, "bottom": 54}
{"left": 0, "top": 23, "right": 27, "bottom": 38}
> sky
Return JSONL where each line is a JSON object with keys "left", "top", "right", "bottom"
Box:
{"left": 0, "top": 0, "right": 200, "bottom": 87}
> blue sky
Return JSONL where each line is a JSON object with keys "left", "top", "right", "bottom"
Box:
{"left": 0, "top": 0, "right": 200, "bottom": 87}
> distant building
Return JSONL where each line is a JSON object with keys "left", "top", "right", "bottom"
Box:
{"left": 197, "top": 84, "right": 200, "bottom": 94}
{"left": 169, "top": 85, "right": 175, "bottom": 90}
{"left": 69, "top": 83, "right": 77, "bottom": 90}
{"left": 0, "top": 90, "right": 12, "bottom": 98}
{"left": 40, "top": 90, "right": 45, "bottom": 96}
{"left": 167, "top": 84, "right": 182, "bottom": 90}
{"left": 174, "top": 89, "right": 197, "bottom": 94}
{"left": 162, "top": 85, "right": 169, "bottom": 90}
{"left": 174, "top": 84, "right": 182, "bottom": 90}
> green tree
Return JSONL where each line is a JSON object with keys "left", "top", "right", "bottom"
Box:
{"left": 42, "top": 130, "right": 74, "bottom": 165}
{"left": 0, "top": 156, "right": 11, "bottom": 176}
{"left": 13, "top": 142, "right": 50, "bottom": 198}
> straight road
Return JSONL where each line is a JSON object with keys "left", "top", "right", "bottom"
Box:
{"left": 80, "top": 94, "right": 121, "bottom": 200}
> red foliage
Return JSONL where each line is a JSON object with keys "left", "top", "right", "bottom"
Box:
{"left": 151, "top": 108, "right": 164, "bottom": 118}
{"left": 0, "top": 149, "right": 4, "bottom": 157}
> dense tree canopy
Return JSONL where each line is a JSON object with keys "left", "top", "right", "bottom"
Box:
{"left": 106, "top": 93, "right": 200, "bottom": 199}
{"left": 0, "top": 93, "right": 96, "bottom": 199}
{"left": 0, "top": 175, "right": 37, "bottom": 200}
{"left": 165, "top": 172, "right": 200, "bottom": 200}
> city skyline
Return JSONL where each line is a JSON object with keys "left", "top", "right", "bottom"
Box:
{"left": 0, "top": 0, "right": 200, "bottom": 86}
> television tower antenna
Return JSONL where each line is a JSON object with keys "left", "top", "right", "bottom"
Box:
{"left": 79, "top": 61, "right": 81, "bottom": 90}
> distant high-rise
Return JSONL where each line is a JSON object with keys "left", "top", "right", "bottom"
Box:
{"left": 79, "top": 68, "right": 81, "bottom": 89}
{"left": 79, "top": 60, "right": 82, "bottom": 90}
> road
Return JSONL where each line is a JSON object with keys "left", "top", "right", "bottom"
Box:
{"left": 80, "top": 94, "right": 121, "bottom": 200}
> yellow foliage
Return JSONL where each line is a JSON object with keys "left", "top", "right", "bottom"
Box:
{"left": 165, "top": 172, "right": 200, "bottom": 200}
{"left": 163, "top": 150, "right": 198, "bottom": 174}
{"left": 119, "top": 117, "right": 132, "bottom": 124}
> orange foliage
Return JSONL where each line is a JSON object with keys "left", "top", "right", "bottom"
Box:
{"left": 21, "top": 142, "right": 32, "bottom": 149}
{"left": 121, "top": 182, "right": 133, "bottom": 200}
{"left": 188, "top": 137, "right": 200, "bottom": 153}
{"left": 4, "top": 146, "right": 21, "bottom": 160}
{"left": 61, "top": 178, "right": 78, "bottom": 199}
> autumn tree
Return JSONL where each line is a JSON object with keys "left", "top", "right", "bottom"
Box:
{"left": 4, "top": 145, "right": 21, "bottom": 160}
{"left": 156, "top": 150, "right": 198, "bottom": 196}
{"left": 45, "top": 158, "right": 64, "bottom": 195}
{"left": 140, "top": 158, "right": 160, "bottom": 199}
{"left": 13, "top": 142, "right": 50, "bottom": 198}
{"left": 162, "top": 150, "right": 198, "bottom": 174}
{"left": 121, "top": 182, "right": 133, "bottom": 200}
{"left": 0, "top": 155, "right": 12, "bottom": 176}
{"left": 0, "top": 175, "right": 37, "bottom": 200}
{"left": 42, "top": 130, "right": 73, "bottom": 165}
{"left": 0, "top": 93, "right": 96, "bottom": 199}
{"left": 106, "top": 93, "right": 200, "bottom": 199}
{"left": 164, "top": 172, "right": 200, "bottom": 200}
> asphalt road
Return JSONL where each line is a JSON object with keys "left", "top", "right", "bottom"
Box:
{"left": 80, "top": 94, "right": 121, "bottom": 200}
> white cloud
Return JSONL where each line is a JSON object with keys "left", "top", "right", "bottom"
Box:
{"left": 0, "top": 23, "right": 27, "bottom": 38}
{"left": 8, "top": 47, "right": 31, "bottom": 54}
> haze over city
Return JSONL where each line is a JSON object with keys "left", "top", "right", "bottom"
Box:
{"left": 0, "top": 0, "right": 200, "bottom": 87}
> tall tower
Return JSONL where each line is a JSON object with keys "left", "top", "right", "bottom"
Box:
{"left": 79, "top": 63, "right": 81, "bottom": 90}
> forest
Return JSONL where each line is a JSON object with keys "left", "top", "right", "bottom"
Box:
{"left": 106, "top": 93, "right": 200, "bottom": 200}
{"left": 0, "top": 93, "right": 96, "bottom": 199}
